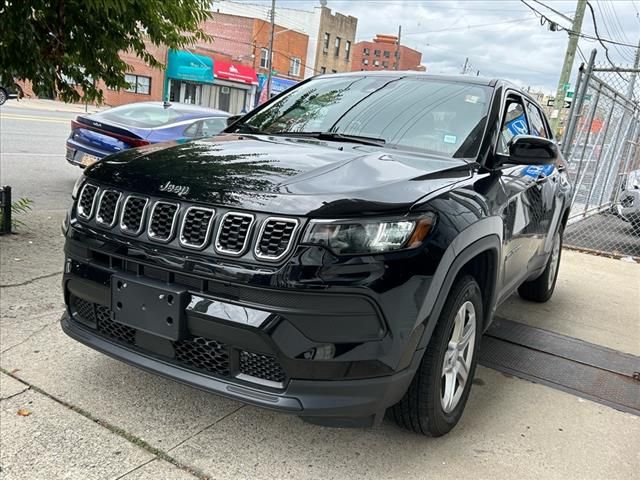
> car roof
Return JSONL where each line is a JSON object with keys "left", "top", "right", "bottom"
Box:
{"left": 316, "top": 71, "right": 541, "bottom": 106}
{"left": 117, "top": 101, "right": 231, "bottom": 118}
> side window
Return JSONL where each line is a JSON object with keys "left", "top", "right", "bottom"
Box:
{"left": 498, "top": 96, "right": 529, "bottom": 154}
{"left": 183, "top": 121, "right": 202, "bottom": 138}
{"left": 526, "top": 101, "right": 549, "bottom": 138}
{"left": 201, "top": 118, "right": 227, "bottom": 137}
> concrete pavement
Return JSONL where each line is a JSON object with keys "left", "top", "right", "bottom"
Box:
{"left": 1, "top": 210, "right": 639, "bottom": 479}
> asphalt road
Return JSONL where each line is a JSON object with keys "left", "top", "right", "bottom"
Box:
{"left": 0, "top": 106, "right": 82, "bottom": 210}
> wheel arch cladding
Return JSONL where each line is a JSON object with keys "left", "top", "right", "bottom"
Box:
{"left": 416, "top": 233, "right": 501, "bottom": 351}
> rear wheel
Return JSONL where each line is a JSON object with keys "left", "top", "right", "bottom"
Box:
{"left": 518, "top": 230, "right": 562, "bottom": 303}
{"left": 0, "top": 88, "right": 7, "bottom": 106}
{"left": 390, "top": 275, "right": 482, "bottom": 436}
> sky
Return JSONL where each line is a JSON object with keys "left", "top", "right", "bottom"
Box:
{"left": 230, "top": 0, "right": 640, "bottom": 94}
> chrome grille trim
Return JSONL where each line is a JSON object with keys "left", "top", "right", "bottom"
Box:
{"left": 254, "top": 217, "right": 299, "bottom": 261}
{"left": 147, "top": 201, "right": 180, "bottom": 243}
{"left": 95, "top": 190, "right": 122, "bottom": 228}
{"left": 179, "top": 206, "right": 216, "bottom": 250}
{"left": 77, "top": 184, "right": 99, "bottom": 220}
{"left": 214, "top": 211, "right": 255, "bottom": 256}
{"left": 119, "top": 195, "right": 149, "bottom": 236}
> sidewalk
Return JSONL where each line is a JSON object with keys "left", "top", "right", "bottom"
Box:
{"left": 2, "top": 98, "right": 105, "bottom": 114}
{"left": 1, "top": 211, "right": 639, "bottom": 479}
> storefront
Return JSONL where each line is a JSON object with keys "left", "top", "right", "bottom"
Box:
{"left": 202, "top": 61, "right": 258, "bottom": 114}
{"left": 164, "top": 49, "right": 214, "bottom": 104}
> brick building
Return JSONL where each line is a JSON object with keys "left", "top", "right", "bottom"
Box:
{"left": 314, "top": 7, "right": 358, "bottom": 74}
{"left": 211, "top": 0, "right": 357, "bottom": 77}
{"left": 351, "top": 34, "right": 424, "bottom": 72}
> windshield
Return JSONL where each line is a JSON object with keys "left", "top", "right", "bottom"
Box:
{"left": 240, "top": 76, "right": 492, "bottom": 158}
{"left": 98, "top": 104, "right": 183, "bottom": 128}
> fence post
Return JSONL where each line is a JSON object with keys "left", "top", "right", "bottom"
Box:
{"left": 1, "top": 186, "right": 12, "bottom": 234}
{"left": 598, "top": 113, "right": 635, "bottom": 207}
{"left": 570, "top": 84, "right": 602, "bottom": 209}
{"left": 563, "top": 49, "right": 597, "bottom": 158}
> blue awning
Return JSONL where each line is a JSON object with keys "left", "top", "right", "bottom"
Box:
{"left": 166, "top": 50, "right": 214, "bottom": 83}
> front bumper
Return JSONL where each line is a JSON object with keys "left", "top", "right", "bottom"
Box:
{"left": 61, "top": 312, "right": 417, "bottom": 426}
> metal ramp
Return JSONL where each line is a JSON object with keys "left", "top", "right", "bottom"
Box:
{"left": 480, "top": 318, "right": 640, "bottom": 416}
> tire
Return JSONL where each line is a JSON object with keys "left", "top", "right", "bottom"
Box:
{"left": 518, "top": 230, "right": 562, "bottom": 303}
{"left": 0, "top": 88, "right": 7, "bottom": 106}
{"left": 390, "top": 275, "right": 483, "bottom": 436}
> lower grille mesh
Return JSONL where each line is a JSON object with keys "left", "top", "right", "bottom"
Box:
{"left": 68, "top": 298, "right": 285, "bottom": 385}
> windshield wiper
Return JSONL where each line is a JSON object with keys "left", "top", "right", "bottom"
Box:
{"left": 272, "top": 131, "right": 386, "bottom": 147}
{"left": 233, "top": 123, "right": 267, "bottom": 134}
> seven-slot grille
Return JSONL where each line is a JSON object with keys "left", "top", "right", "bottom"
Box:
{"left": 77, "top": 184, "right": 99, "bottom": 219}
{"left": 96, "top": 190, "right": 121, "bottom": 227}
{"left": 75, "top": 185, "right": 300, "bottom": 261}
{"left": 180, "top": 207, "right": 215, "bottom": 249}
{"left": 120, "top": 196, "right": 148, "bottom": 235}
{"left": 148, "top": 201, "right": 179, "bottom": 242}
{"left": 255, "top": 218, "right": 298, "bottom": 260}
{"left": 215, "top": 212, "right": 254, "bottom": 255}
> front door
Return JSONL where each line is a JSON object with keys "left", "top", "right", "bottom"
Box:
{"left": 497, "top": 93, "right": 550, "bottom": 299}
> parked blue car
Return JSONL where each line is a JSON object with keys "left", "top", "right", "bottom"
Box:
{"left": 66, "top": 102, "right": 231, "bottom": 168}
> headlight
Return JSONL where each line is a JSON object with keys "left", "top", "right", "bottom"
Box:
{"left": 72, "top": 174, "right": 85, "bottom": 199}
{"left": 302, "top": 214, "right": 435, "bottom": 255}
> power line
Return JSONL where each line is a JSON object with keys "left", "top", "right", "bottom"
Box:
{"left": 585, "top": 1, "right": 627, "bottom": 79}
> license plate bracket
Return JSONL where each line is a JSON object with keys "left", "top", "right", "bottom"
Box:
{"left": 111, "top": 274, "right": 189, "bottom": 341}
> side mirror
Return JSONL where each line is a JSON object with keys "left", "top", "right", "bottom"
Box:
{"left": 226, "top": 115, "right": 242, "bottom": 127}
{"left": 508, "top": 135, "right": 558, "bottom": 165}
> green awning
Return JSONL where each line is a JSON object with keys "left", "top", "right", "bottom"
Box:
{"left": 166, "top": 49, "right": 214, "bottom": 83}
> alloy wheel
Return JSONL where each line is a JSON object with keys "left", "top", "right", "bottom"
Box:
{"left": 440, "top": 300, "right": 476, "bottom": 413}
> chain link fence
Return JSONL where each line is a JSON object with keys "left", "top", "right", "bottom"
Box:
{"left": 561, "top": 49, "right": 640, "bottom": 259}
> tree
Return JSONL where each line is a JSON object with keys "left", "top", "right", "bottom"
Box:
{"left": 0, "top": 0, "right": 212, "bottom": 102}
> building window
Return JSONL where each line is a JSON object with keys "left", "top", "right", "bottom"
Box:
{"left": 373, "top": 60, "right": 379, "bottom": 67}
{"left": 323, "top": 32, "right": 330, "bottom": 52}
{"left": 382, "top": 61, "right": 389, "bottom": 69}
{"left": 124, "top": 74, "right": 151, "bottom": 95}
{"left": 363, "top": 47, "right": 370, "bottom": 56}
{"left": 383, "top": 50, "right": 390, "bottom": 58}
{"left": 334, "top": 37, "right": 341, "bottom": 57}
{"left": 345, "top": 41, "right": 351, "bottom": 60}
{"left": 331, "top": 69, "right": 337, "bottom": 73}
{"left": 363, "top": 59, "right": 368, "bottom": 65}
{"left": 320, "top": 66, "right": 326, "bottom": 74}
{"left": 374, "top": 49, "right": 381, "bottom": 57}
{"left": 260, "top": 48, "right": 269, "bottom": 69}
{"left": 289, "top": 57, "right": 301, "bottom": 77}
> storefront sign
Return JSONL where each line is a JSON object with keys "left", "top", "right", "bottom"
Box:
{"left": 270, "top": 76, "right": 298, "bottom": 95}
{"left": 166, "top": 50, "right": 214, "bottom": 83}
{"left": 214, "top": 61, "right": 258, "bottom": 85}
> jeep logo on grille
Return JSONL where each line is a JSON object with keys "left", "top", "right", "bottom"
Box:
{"left": 159, "top": 181, "right": 190, "bottom": 197}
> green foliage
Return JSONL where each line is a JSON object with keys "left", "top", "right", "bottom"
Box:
{"left": 0, "top": 0, "right": 212, "bottom": 103}
{"left": 0, "top": 197, "right": 34, "bottom": 231}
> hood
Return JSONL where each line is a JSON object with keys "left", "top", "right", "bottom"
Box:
{"left": 85, "top": 134, "right": 472, "bottom": 217}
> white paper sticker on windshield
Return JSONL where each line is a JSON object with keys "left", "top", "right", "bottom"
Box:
{"left": 465, "top": 95, "right": 479, "bottom": 104}
{"left": 444, "top": 135, "right": 457, "bottom": 144}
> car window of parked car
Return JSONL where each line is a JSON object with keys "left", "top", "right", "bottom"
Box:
{"left": 183, "top": 121, "right": 202, "bottom": 138}
{"left": 98, "top": 104, "right": 183, "bottom": 128}
{"left": 241, "top": 76, "right": 492, "bottom": 159}
{"left": 498, "top": 96, "right": 530, "bottom": 155}
{"left": 201, "top": 118, "right": 227, "bottom": 136}
{"left": 526, "top": 101, "right": 549, "bottom": 139}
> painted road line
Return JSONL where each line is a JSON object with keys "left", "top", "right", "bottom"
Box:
{"left": 0, "top": 113, "right": 70, "bottom": 124}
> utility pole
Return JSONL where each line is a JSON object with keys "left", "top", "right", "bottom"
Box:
{"left": 266, "top": 0, "right": 276, "bottom": 99}
{"left": 551, "top": 0, "right": 586, "bottom": 136}
{"left": 461, "top": 57, "right": 469, "bottom": 75}
{"left": 395, "top": 25, "right": 401, "bottom": 70}
{"left": 626, "top": 38, "right": 640, "bottom": 99}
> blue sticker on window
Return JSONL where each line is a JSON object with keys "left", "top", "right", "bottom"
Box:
{"left": 522, "top": 164, "right": 555, "bottom": 178}
{"left": 506, "top": 113, "right": 529, "bottom": 136}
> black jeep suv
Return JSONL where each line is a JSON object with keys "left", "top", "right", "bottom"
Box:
{"left": 61, "top": 73, "right": 571, "bottom": 436}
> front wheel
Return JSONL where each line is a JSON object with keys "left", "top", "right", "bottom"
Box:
{"left": 0, "top": 88, "right": 7, "bottom": 106}
{"left": 390, "top": 275, "right": 483, "bottom": 436}
{"left": 518, "top": 230, "right": 562, "bottom": 302}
